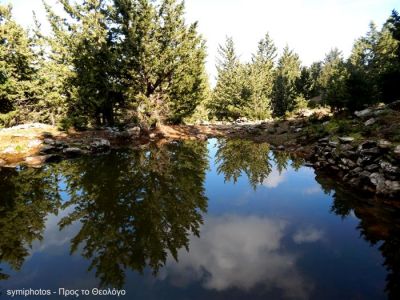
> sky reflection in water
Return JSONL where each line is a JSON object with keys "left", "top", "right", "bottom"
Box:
{"left": 0, "top": 138, "right": 398, "bottom": 299}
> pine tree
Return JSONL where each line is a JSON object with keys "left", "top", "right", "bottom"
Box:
{"left": 115, "top": 0, "right": 208, "bottom": 127}
{"left": 243, "top": 33, "right": 276, "bottom": 119}
{"left": 272, "top": 46, "right": 301, "bottom": 116}
{"left": 0, "top": 4, "right": 36, "bottom": 127}
{"left": 379, "top": 12, "right": 400, "bottom": 103}
{"left": 319, "top": 48, "right": 349, "bottom": 110}
{"left": 210, "top": 37, "right": 244, "bottom": 120}
{"left": 296, "top": 62, "right": 321, "bottom": 100}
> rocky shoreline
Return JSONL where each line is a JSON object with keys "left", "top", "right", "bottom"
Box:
{"left": 310, "top": 137, "right": 400, "bottom": 198}
{"left": 1, "top": 104, "right": 400, "bottom": 200}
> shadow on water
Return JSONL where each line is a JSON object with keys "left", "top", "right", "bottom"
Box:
{"left": 314, "top": 171, "right": 400, "bottom": 299}
{"left": 0, "top": 138, "right": 399, "bottom": 298}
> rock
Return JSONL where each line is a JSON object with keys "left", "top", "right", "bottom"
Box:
{"left": 0, "top": 158, "right": 6, "bottom": 166}
{"left": 380, "top": 161, "right": 400, "bottom": 176}
{"left": 341, "top": 158, "right": 356, "bottom": 168}
{"left": 365, "top": 164, "right": 379, "bottom": 172}
{"left": 378, "top": 140, "right": 392, "bottom": 149}
{"left": 364, "top": 118, "right": 376, "bottom": 126}
{"left": 63, "top": 147, "right": 85, "bottom": 157}
{"left": 349, "top": 167, "right": 363, "bottom": 177}
{"left": 149, "top": 133, "right": 157, "bottom": 139}
{"left": 25, "top": 155, "right": 49, "bottom": 166}
{"left": 27, "top": 139, "right": 42, "bottom": 148}
{"left": 360, "top": 147, "right": 380, "bottom": 156}
{"left": 278, "top": 145, "right": 285, "bottom": 150}
{"left": 318, "top": 137, "right": 329, "bottom": 143}
{"left": 247, "top": 127, "right": 259, "bottom": 134}
{"left": 387, "top": 99, "right": 400, "bottom": 110}
{"left": 338, "top": 137, "right": 354, "bottom": 144}
{"left": 358, "top": 140, "right": 377, "bottom": 151}
{"left": 55, "top": 140, "right": 68, "bottom": 148}
{"left": 393, "top": 145, "right": 400, "bottom": 159}
{"left": 359, "top": 170, "right": 371, "bottom": 180}
{"left": 126, "top": 126, "right": 141, "bottom": 137}
{"left": 328, "top": 141, "right": 338, "bottom": 147}
{"left": 235, "top": 117, "right": 248, "bottom": 124}
{"left": 45, "top": 154, "right": 63, "bottom": 163}
{"left": 328, "top": 158, "right": 336, "bottom": 165}
{"left": 197, "top": 134, "right": 207, "bottom": 141}
{"left": 2, "top": 146, "right": 18, "bottom": 154}
{"left": 369, "top": 173, "right": 400, "bottom": 195}
{"left": 117, "top": 131, "right": 132, "bottom": 140}
{"left": 355, "top": 108, "right": 373, "bottom": 118}
{"left": 90, "top": 139, "right": 110, "bottom": 153}
{"left": 43, "top": 138, "right": 55, "bottom": 145}
{"left": 383, "top": 180, "right": 400, "bottom": 195}
{"left": 349, "top": 177, "right": 361, "bottom": 187}
{"left": 41, "top": 131, "right": 53, "bottom": 138}
{"left": 373, "top": 109, "right": 387, "bottom": 116}
{"left": 340, "top": 144, "right": 355, "bottom": 151}
{"left": 294, "top": 128, "right": 302, "bottom": 133}
{"left": 341, "top": 150, "right": 357, "bottom": 159}
{"left": 40, "top": 145, "right": 57, "bottom": 154}
{"left": 357, "top": 156, "right": 374, "bottom": 166}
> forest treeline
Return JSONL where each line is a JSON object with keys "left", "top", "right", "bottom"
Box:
{"left": 0, "top": 0, "right": 399, "bottom": 129}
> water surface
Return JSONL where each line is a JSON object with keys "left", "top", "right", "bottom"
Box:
{"left": 0, "top": 138, "right": 399, "bottom": 299}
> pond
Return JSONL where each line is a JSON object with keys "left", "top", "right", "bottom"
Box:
{"left": 0, "top": 138, "right": 399, "bottom": 299}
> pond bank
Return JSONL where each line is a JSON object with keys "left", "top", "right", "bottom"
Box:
{"left": 1, "top": 102, "right": 400, "bottom": 200}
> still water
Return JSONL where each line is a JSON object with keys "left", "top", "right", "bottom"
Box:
{"left": 0, "top": 138, "right": 399, "bottom": 299}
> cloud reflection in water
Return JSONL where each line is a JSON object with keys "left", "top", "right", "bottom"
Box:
{"left": 164, "top": 215, "right": 321, "bottom": 299}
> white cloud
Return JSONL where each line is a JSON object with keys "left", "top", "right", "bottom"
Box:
{"left": 262, "top": 168, "right": 287, "bottom": 188}
{"left": 162, "top": 215, "right": 314, "bottom": 299}
{"left": 303, "top": 186, "right": 321, "bottom": 195}
{"left": 29, "top": 205, "right": 81, "bottom": 256}
{"left": 293, "top": 227, "right": 324, "bottom": 244}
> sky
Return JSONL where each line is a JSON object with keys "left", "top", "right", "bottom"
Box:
{"left": 2, "top": 0, "right": 399, "bottom": 83}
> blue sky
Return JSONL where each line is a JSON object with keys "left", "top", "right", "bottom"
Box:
{"left": 2, "top": 0, "right": 399, "bottom": 82}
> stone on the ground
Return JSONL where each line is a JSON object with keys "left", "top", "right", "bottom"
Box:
{"left": 364, "top": 118, "right": 376, "bottom": 126}
{"left": 358, "top": 140, "right": 377, "bottom": 151}
{"left": 43, "top": 138, "right": 55, "bottom": 145}
{"left": 40, "top": 145, "right": 57, "bottom": 154}
{"left": 126, "top": 126, "right": 141, "bottom": 137}
{"left": 63, "top": 147, "right": 85, "bottom": 157}
{"left": 338, "top": 137, "right": 354, "bottom": 143}
{"left": 378, "top": 140, "right": 392, "bottom": 149}
{"left": 90, "top": 138, "right": 111, "bottom": 153}
{"left": 25, "top": 155, "right": 48, "bottom": 166}
{"left": 380, "top": 161, "right": 399, "bottom": 176}
{"left": 387, "top": 99, "right": 400, "bottom": 110}
{"left": 393, "top": 145, "right": 400, "bottom": 159}
{"left": 197, "top": 134, "right": 207, "bottom": 141}
{"left": 328, "top": 141, "right": 338, "bottom": 147}
{"left": 355, "top": 108, "right": 373, "bottom": 118}
{"left": 0, "top": 158, "right": 6, "bottom": 166}
{"left": 27, "top": 139, "right": 42, "bottom": 148}
{"left": 2, "top": 146, "right": 18, "bottom": 154}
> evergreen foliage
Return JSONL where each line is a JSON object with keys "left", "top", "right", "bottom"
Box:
{"left": 0, "top": 4, "right": 37, "bottom": 127}
{"left": 1, "top": 3, "right": 400, "bottom": 126}
{"left": 272, "top": 46, "right": 301, "bottom": 116}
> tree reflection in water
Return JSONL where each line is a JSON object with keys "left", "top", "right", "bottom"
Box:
{"left": 0, "top": 139, "right": 399, "bottom": 298}
{"left": 215, "top": 139, "right": 303, "bottom": 188}
{"left": 58, "top": 140, "right": 208, "bottom": 287}
{"left": 0, "top": 167, "right": 61, "bottom": 280}
{"left": 315, "top": 170, "right": 400, "bottom": 300}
